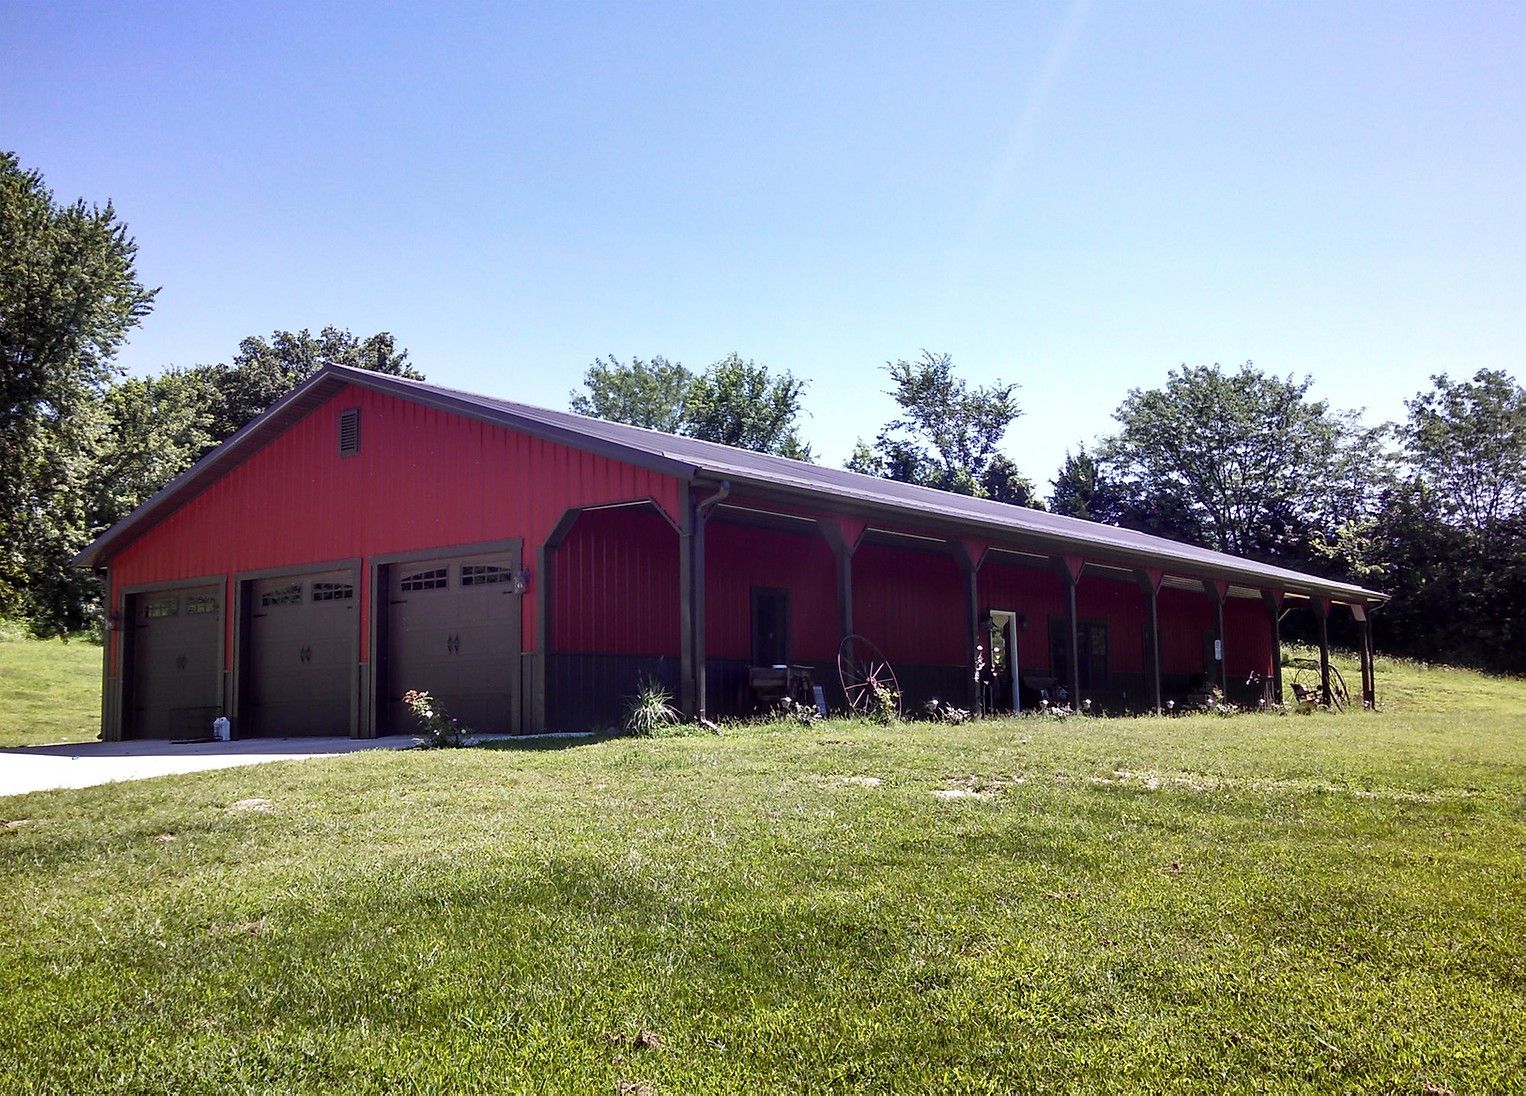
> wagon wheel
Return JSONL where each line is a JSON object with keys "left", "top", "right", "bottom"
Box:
{"left": 837, "top": 634, "right": 902, "bottom": 717}
{"left": 1290, "top": 658, "right": 1349, "bottom": 712}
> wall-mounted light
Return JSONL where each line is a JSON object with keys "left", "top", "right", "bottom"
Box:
{"left": 510, "top": 569, "right": 531, "bottom": 595}
{"left": 106, "top": 611, "right": 122, "bottom": 631}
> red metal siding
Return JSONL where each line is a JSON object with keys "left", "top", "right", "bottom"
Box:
{"left": 852, "top": 541, "right": 966, "bottom": 666}
{"left": 1077, "top": 574, "right": 1147, "bottom": 674}
{"left": 1225, "top": 596, "right": 1274, "bottom": 678}
{"left": 978, "top": 558, "right": 1064, "bottom": 672}
{"left": 705, "top": 520, "right": 838, "bottom": 663}
{"left": 106, "top": 384, "right": 684, "bottom": 675}
{"left": 551, "top": 507, "right": 679, "bottom": 656}
{"left": 1157, "top": 587, "right": 1215, "bottom": 675}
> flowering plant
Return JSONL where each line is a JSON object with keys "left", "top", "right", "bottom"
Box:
{"left": 401, "top": 689, "right": 472, "bottom": 748}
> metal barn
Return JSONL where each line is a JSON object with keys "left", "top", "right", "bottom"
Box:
{"left": 75, "top": 365, "right": 1386, "bottom": 739}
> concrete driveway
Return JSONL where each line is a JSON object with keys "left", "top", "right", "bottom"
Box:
{"left": 0, "top": 736, "right": 420, "bottom": 798}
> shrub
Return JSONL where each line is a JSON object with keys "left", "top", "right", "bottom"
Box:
{"left": 867, "top": 682, "right": 901, "bottom": 725}
{"left": 401, "top": 689, "right": 472, "bottom": 748}
{"left": 775, "top": 696, "right": 818, "bottom": 727}
{"left": 923, "top": 698, "right": 970, "bottom": 724}
{"left": 624, "top": 677, "right": 680, "bottom": 737}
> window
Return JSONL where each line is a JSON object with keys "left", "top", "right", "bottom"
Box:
{"left": 185, "top": 595, "right": 218, "bottom": 615}
{"left": 461, "top": 564, "right": 513, "bottom": 587}
{"left": 145, "top": 597, "right": 178, "bottom": 619}
{"left": 312, "top": 582, "right": 354, "bottom": 602}
{"left": 260, "top": 584, "right": 303, "bottom": 607}
{"left": 400, "top": 567, "right": 448, "bottom": 592}
{"left": 338, "top": 408, "right": 360, "bottom": 455}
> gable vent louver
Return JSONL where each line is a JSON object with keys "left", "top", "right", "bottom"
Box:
{"left": 338, "top": 408, "right": 361, "bottom": 455}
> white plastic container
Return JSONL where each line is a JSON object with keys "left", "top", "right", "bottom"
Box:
{"left": 212, "top": 716, "right": 231, "bottom": 742}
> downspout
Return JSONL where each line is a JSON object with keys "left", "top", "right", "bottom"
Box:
{"left": 692, "top": 480, "right": 731, "bottom": 726}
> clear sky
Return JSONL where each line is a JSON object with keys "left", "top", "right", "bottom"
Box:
{"left": 6, "top": 1, "right": 1522, "bottom": 483}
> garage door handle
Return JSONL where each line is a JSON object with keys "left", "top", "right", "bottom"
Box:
{"left": 446, "top": 634, "right": 460, "bottom": 654}
{"left": 299, "top": 645, "right": 312, "bottom": 663}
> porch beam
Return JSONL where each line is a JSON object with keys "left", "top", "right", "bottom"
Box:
{"left": 1135, "top": 568, "right": 1164, "bottom": 714}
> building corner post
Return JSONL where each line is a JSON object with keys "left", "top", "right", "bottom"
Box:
{"left": 1056, "top": 556, "right": 1083, "bottom": 711}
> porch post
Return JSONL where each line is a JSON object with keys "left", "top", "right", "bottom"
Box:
{"left": 1203, "top": 579, "right": 1228, "bottom": 696}
{"left": 1314, "top": 597, "right": 1332, "bottom": 707}
{"left": 678, "top": 489, "right": 697, "bottom": 720}
{"left": 1352, "top": 602, "right": 1375, "bottom": 709}
{"left": 1056, "top": 556, "right": 1083, "bottom": 711}
{"left": 819, "top": 516, "right": 863, "bottom": 648}
{"left": 1135, "top": 568, "right": 1163, "bottom": 714}
{"left": 1262, "top": 589, "right": 1284, "bottom": 705}
{"left": 958, "top": 540, "right": 986, "bottom": 714}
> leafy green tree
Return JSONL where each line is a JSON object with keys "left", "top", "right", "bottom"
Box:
{"left": 0, "top": 151, "right": 156, "bottom": 632}
{"left": 1098, "top": 362, "right": 1383, "bottom": 561}
{"left": 848, "top": 350, "right": 1039, "bottom": 505}
{"left": 570, "top": 352, "right": 813, "bottom": 459}
{"left": 1403, "top": 369, "right": 1526, "bottom": 543}
{"left": 190, "top": 327, "right": 420, "bottom": 444}
{"left": 683, "top": 353, "right": 812, "bottom": 460}
{"left": 569, "top": 355, "right": 692, "bottom": 433}
{"left": 87, "top": 370, "right": 215, "bottom": 534}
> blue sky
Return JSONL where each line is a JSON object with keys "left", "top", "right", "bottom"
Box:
{"left": 6, "top": 1, "right": 1522, "bottom": 482}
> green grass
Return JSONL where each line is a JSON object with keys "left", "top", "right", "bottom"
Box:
{"left": 0, "top": 634, "right": 102, "bottom": 748}
{"left": 1, "top": 644, "right": 1523, "bottom": 1091}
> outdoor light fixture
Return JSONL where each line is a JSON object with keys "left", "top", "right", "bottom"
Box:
{"left": 509, "top": 568, "right": 531, "bottom": 595}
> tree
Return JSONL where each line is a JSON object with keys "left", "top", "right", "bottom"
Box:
{"left": 847, "top": 350, "right": 1039, "bottom": 505}
{"left": 569, "top": 352, "right": 813, "bottom": 459}
{"left": 0, "top": 151, "right": 156, "bottom": 632}
{"left": 87, "top": 370, "right": 215, "bottom": 534}
{"left": 1098, "top": 362, "right": 1382, "bottom": 562}
{"left": 683, "top": 353, "right": 812, "bottom": 459}
{"left": 1403, "top": 369, "right": 1526, "bottom": 543}
{"left": 190, "top": 327, "right": 420, "bottom": 444}
{"left": 569, "top": 355, "right": 691, "bottom": 433}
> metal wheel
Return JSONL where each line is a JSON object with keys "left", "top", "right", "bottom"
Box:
{"left": 837, "top": 634, "right": 902, "bottom": 717}
{"left": 1289, "top": 658, "right": 1350, "bottom": 711}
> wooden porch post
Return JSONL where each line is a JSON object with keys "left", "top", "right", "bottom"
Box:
{"left": 1314, "top": 597, "right": 1332, "bottom": 707}
{"left": 819, "top": 516, "right": 865, "bottom": 649}
{"left": 958, "top": 539, "right": 987, "bottom": 714}
{"left": 1056, "top": 556, "right": 1084, "bottom": 711}
{"left": 1352, "top": 602, "right": 1375, "bottom": 709}
{"left": 678, "top": 490, "right": 697, "bottom": 720}
{"left": 1262, "top": 589, "right": 1284, "bottom": 705}
{"left": 1135, "top": 568, "right": 1164, "bottom": 714}
{"left": 1203, "top": 579, "right": 1229, "bottom": 696}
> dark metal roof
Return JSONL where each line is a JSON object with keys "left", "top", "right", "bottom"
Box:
{"left": 76, "top": 364, "right": 1386, "bottom": 603}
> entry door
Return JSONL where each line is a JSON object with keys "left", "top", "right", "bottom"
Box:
{"left": 385, "top": 552, "right": 520, "bottom": 735}
{"left": 127, "top": 586, "right": 223, "bottom": 738}
{"left": 244, "top": 570, "right": 356, "bottom": 736}
{"left": 751, "top": 587, "right": 789, "bottom": 666}
{"left": 987, "top": 610, "right": 1021, "bottom": 713}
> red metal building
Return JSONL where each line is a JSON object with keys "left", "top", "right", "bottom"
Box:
{"left": 75, "top": 366, "right": 1386, "bottom": 738}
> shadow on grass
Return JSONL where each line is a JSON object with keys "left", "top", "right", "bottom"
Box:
{"left": 476, "top": 733, "right": 616, "bottom": 753}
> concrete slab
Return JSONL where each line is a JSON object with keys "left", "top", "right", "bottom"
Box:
{"left": 0, "top": 736, "right": 420, "bottom": 798}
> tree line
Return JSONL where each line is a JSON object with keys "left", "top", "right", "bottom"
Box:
{"left": 5, "top": 151, "right": 1522, "bottom": 672}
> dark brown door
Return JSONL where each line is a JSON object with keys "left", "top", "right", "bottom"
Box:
{"left": 126, "top": 586, "right": 222, "bottom": 738}
{"left": 385, "top": 553, "right": 519, "bottom": 736}
{"left": 244, "top": 570, "right": 355, "bottom": 736}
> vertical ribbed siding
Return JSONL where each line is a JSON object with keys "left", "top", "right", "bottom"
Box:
{"left": 851, "top": 541, "right": 966, "bottom": 666}
{"left": 550, "top": 507, "right": 679, "bottom": 656}
{"left": 704, "top": 521, "right": 838, "bottom": 663}
{"left": 107, "top": 383, "right": 685, "bottom": 672}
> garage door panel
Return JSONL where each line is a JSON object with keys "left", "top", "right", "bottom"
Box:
{"left": 244, "top": 570, "right": 355, "bottom": 737}
{"left": 386, "top": 553, "right": 519, "bottom": 736}
{"left": 127, "top": 585, "right": 222, "bottom": 739}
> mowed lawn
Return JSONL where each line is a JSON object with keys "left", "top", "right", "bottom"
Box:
{"left": 0, "top": 634, "right": 102, "bottom": 748}
{"left": 1, "top": 644, "right": 1523, "bottom": 1092}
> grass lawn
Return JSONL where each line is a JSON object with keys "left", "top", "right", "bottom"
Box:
{"left": 0, "top": 634, "right": 102, "bottom": 748}
{"left": 1, "top": 645, "right": 1523, "bottom": 1092}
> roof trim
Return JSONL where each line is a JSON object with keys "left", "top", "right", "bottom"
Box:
{"left": 74, "top": 364, "right": 1387, "bottom": 604}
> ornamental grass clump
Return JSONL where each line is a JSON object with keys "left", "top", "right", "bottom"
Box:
{"left": 401, "top": 689, "right": 472, "bottom": 748}
{"left": 623, "top": 677, "right": 680, "bottom": 737}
